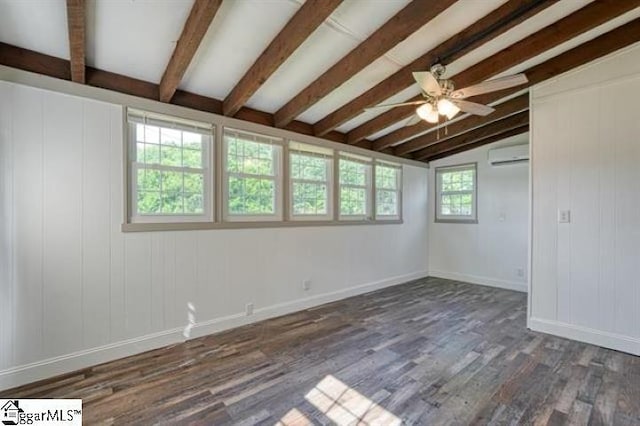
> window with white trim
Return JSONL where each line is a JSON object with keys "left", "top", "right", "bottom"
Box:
{"left": 435, "top": 163, "right": 477, "bottom": 223}
{"left": 339, "top": 155, "right": 372, "bottom": 220}
{"left": 223, "top": 129, "right": 283, "bottom": 221}
{"left": 289, "top": 142, "right": 333, "bottom": 220}
{"left": 128, "top": 109, "right": 213, "bottom": 223}
{"left": 375, "top": 162, "right": 401, "bottom": 220}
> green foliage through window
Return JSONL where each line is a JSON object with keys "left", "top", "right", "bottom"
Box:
{"left": 340, "top": 159, "right": 370, "bottom": 216}
{"left": 375, "top": 165, "right": 400, "bottom": 217}
{"left": 130, "top": 112, "right": 405, "bottom": 225}
{"left": 437, "top": 165, "right": 475, "bottom": 219}
{"left": 225, "top": 131, "right": 280, "bottom": 216}
{"left": 291, "top": 152, "right": 330, "bottom": 216}
{"left": 134, "top": 123, "right": 208, "bottom": 216}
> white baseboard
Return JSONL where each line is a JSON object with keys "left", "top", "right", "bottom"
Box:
{"left": 428, "top": 270, "right": 528, "bottom": 293}
{"left": 529, "top": 317, "right": 640, "bottom": 356}
{"left": 190, "top": 270, "right": 427, "bottom": 340}
{"left": 0, "top": 271, "right": 427, "bottom": 391}
{"left": 0, "top": 328, "right": 185, "bottom": 392}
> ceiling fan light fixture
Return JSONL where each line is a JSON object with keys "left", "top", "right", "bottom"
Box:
{"left": 416, "top": 103, "right": 434, "bottom": 120}
{"left": 437, "top": 98, "right": 460, "bottom": 119}
{"left": 425, "top": 110, "right": 439, "bottom": 123}
{"left": 445, "top": 108, "right": 460, "bottom": 120}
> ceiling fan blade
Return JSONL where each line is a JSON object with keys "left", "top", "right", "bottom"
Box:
{"left": 364, "top": 100, "right": 426, "bottom": 111}
{"left": 413, "top": 72, "right": 441, "bottom": 96}
{"left": 451, "top": 74, "right": 528, "bottom": 99}
{"left": 404, "top": 114, "right": 422, "bottom": 127}
{"left": 452, "top": 99, "right": 495, "bottom": 116}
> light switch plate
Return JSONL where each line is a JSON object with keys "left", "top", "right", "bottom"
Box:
{"left": 558, "top": 209, "right": 571, "bottom": 223}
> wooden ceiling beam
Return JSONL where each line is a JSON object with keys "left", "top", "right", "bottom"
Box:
{"left": 66, "top": 0, "right": 85, "bottom": 83}
{"left": 159, "top": 0, "right": 224, "bottom": 103}
{"left": 424, "top": 125, "right": 529, "bottom": 162}
{"left": 4, "top": 15, "right": 639, "bottom": 161}
{"left": 0, "top": 43, "right": 372, "bottom": 150}
{"left": 352, "top": 0, "right": 640, "bottom": 146}
{"left": 273, "top": 0, "right": 457, "bottom": 128}
{"left": 312, "top": 0, "right": 554, "bottom": 137}
{"left": 0, "top": 42, "right": 70, "bottom": 80}
{"left": 223, "top": 0, "right": 342, "bottom": 117}
{"left": 413, "top": 111, "right": 529, "bottom": 160}
{"left": 393, "top": 93, "right": 529, "bottom": 155}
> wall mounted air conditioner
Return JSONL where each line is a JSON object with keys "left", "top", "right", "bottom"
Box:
{"left": 488, "top": 144, "right": 529, "bottom": 166}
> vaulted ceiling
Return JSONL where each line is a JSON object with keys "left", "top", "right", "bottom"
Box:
{"left": 1, "top": 0, "right": 639, "bottom": 162}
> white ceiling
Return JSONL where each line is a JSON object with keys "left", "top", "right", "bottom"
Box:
{"left": 0, "top": 0, "right": 637, "bottom": 142}
{"left": 0, "top": 0, "right": 69, "bottom": 59}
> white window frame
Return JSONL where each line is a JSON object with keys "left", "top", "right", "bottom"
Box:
{"left": 338, "top": 154, "right": 373, "bottom": 221}
{"left": 374, "top": 161, "right": 402, "bottom": 221}
{"left": 435, "top": 163, "right": 478, "bottom": 223}
{"left": 288, "top": 142, "right": 333, "bottom": 221}
{"left": 127, "top": 109, "right": 214, "bottom": 224}
{"left": 222, "top": 128, "right": 283, "bottom": 222}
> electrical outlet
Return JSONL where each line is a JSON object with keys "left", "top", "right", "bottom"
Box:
{"left": 245, "top": 303, "right": 254, "bottom": 316}
{"left": 303, "top": 279, "right": 311, "bottom": 291}
{"left": 558, "top": 209, "right": 571, "bottom": 223}
{"left": 517, "top": 268, "right": 524, "bottom": 278}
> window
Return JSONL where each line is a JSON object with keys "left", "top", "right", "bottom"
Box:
{"left": 125, "top": 110, "right": 406, "bottom": 230}
{"left": 224, "top": 129, "right": 283, "bottom": 221}
{"left": 339, "top": 155, "right": 372, "bottom": 220}
{"left": 289, "top": 142, "right": 333, "bottom": 220}
{"left": 435, "top": 163, "right": 477, "bottom": 223}
{"left": 375, "top": 162, "right": 401, "bottom": 220}
{"left": 128, "top": 109, "right": 213, "bottom": 223}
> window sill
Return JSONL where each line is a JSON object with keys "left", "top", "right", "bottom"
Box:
{"left": 121, "top": 219, "right": 403, "bottom": 232}
{"left": 434, "top": 218, "right": 478, "bottom": 224}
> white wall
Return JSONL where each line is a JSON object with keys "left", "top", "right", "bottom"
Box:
{"left": 427, "top": 135, "right": 530, "bottom": 293}
{"left": 530, "top": 43, "right": 640, "bottom": 356}
{"left": 0, "top": 82, "right": 429, "bottom": 390}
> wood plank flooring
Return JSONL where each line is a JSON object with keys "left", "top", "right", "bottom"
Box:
{"left": 2, "top": 277, "right": 639, "bottom": 425}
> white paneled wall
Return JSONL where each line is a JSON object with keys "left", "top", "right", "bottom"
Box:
{"left": 427, "top": 136, "right": 530, "bottom": 293}
{"left": 530, "top": 44, "right": 640, "bottom": 355}
{"left": 0, "top": 82, "right": 429, "bottom": 390}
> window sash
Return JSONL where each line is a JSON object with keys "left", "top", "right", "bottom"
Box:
{"left": 290, "top": 181, "right": 331, "bottom": 219}
{"left": 339, "top": 158, "right": 372, "bottom": 220}
{"left": 289, "top": 149, "right": 332, "bottom": 220}
{"left": 223, "top": 132, "right": 283, "bottom": 221}
{"left": 226, "top": 175, "right": 278, "bottom": 217}
{"left": 129, "top": 119, "right": 212, "bottom": 223}
{"left": 375, "top": 163, "right": 401, "bottom": 220}
{"left": 376, "top": 189, "right": 399, "bottom": 218}
{"left": 376, "top": 188, "right": 400, "bottom": 219}
{"left": 435, "top": 164, "right": 477, "bottom": 222}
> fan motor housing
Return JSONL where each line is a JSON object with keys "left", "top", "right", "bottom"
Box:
{"left": 440, "top": 79, "right": 455, "bottom": 96}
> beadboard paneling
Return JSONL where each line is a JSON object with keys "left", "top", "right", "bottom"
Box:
{"left": 530, "top": 45, "right": 640, "bottom": 354}
{"left": 428, "top": 137, "right": 530, "bottom": 293}
{"left": 0, "top": 82, "right": 429, "bottom": 389}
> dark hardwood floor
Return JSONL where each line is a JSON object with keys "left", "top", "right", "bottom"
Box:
{"left": 2, "top": 277, "right": 639, "bottom": 425}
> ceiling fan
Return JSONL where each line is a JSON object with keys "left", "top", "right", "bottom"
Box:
{"left": 366, "top": 64, "right": 528, "bottom": 126}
